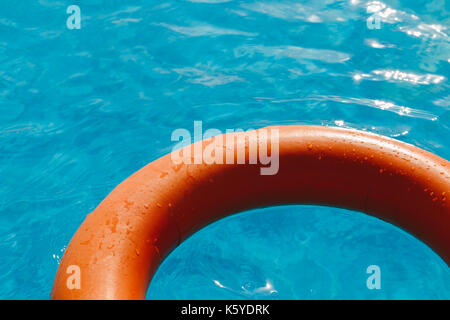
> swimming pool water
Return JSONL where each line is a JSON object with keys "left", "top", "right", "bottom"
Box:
{"left": 0, "top": 0, "right": 449, "bottom": 299}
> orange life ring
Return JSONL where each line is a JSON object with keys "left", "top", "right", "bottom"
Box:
{"left": 51, "top": 125, "right": 450, "bottom": 299}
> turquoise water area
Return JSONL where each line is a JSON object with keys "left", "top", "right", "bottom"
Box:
{"left": 0, "top": 0, "right": 449, "bottom": 299}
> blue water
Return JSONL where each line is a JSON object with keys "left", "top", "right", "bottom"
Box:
{"left": 0, "top": 0, "right": 449, "bottom": 299}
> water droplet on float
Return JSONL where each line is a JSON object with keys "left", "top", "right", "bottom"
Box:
{"left": 160, "top": 171, "right": 168, "bottom": 178}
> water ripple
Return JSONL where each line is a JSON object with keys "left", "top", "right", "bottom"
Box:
{"left": 235, "top": 45, "right": 351, "bottom": 64}
{"left": 241, "top": 1, "right": 356, "bottom": 23}
{"left": 267, "top": 95, "right": 438, "bottom": 121}
{"left": 353, "top": 69, "right": 445, "bottom": 85}
{"left": 157, "top": 22, "right": 257, "bottom": 37}
{"left": 366, "top": 1, "right": 449, "bottom": 41}
{"left": 173, "top": 66, "right": 243, "bottom": 86}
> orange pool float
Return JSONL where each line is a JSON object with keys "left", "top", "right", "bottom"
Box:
{"left": 51, "top": 125, "right": 450, "bottom": 299}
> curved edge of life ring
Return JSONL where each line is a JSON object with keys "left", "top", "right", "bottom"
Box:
{"left": 51, "top": 125, "right": 450, "bottom": 299}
